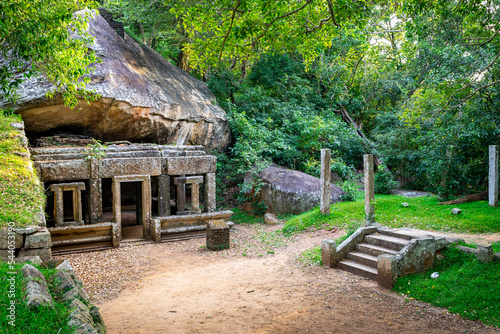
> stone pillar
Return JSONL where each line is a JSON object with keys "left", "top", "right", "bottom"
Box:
{"left": 191, "top": 183, "right": 200, "bottom": 211}
{"left": 364, "top": 154, "right": 375, "bottom": 226}
{"left": 141, "top": 176, "right": 152, "bottom": 238}
{"left": 175, "top": 176, "right": 186, "bottom": 212}
{"left": 53, "top": 187, "right": 64, "bottom": 225}
{"left": 72, "top": 188, "right": 82, "bottom": 222}
{"left": 377, "top": 254, "right": 397, "bottom": 289}
{"left": 440, "top": 145, "right": 454, "bottom": 199}
{"left": 489, "top": 145, "right": 499, "bottom": 207}
{"left": 204, "top": 173, "right": 216, "bottom": 213}
{"left": 112, "top": 178, "right": 121, "bottom": 240}
{"left": 158, "top": 175, "right": 170, "bottom": 216}
{"left": 321, "top": 239, "right": 337, "bottom": 268}
{"left": 320, "top": 149, "right": 331, "bottom": 215}
{"left": 89, "top": 178, "right": 103, "bottom": 224}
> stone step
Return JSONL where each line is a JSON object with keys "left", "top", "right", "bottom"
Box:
{"left": 378, "top": 228, "right": 416, "bottom": 240}
{"left": 337, "top": 260, "right": 378, "bottom": 281}
{"left": 346, "top": 252, "right": 378, "bottom": 268}
{"left": 364, "top": 234, "right": 410, "bottom": 252}
{"left": 357, "top": 243, "right": 398, "bottom": 257}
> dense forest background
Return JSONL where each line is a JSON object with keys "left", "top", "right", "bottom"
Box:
{"left": 100, "top": 0, "right": 500, "bottom": 202}
{"left": 4, "top": 0, "right": 499, "bottom": 203}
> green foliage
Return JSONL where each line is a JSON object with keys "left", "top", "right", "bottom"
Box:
{"left": 283, "top": 194, "right": 500, "bottom": 235}
{"left": 84, "top": 139, "right": 107, "bottom": 160}
{"left": 0, "top": 261, "right": 76, "bottom": 333}
{"left": 339, "top": 182, "right": 358, "bottom": 202}
{"left": 374, "top": 165, "right": 399, "bottom": 195}
{"left": 230, "top": 208, "right": 265, "bottom": 225}
{"left": 0, "top": 113, "right": 45, "bottom": 228}
{"left": 0, "top": 0, "right": 100, "bottom": 107}
{"left": 394, "top": 246, "right": 500, "bottom": 327}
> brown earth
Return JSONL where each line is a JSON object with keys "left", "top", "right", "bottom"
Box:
{"left": 59, "top": 224, "right": 499, "bottom": 334}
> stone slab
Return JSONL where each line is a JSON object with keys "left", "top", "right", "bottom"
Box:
{"left": 98, "top": 157, "right": 161, "bottom": 178}
{"left": 25, "top": 228, "right": 53, "bottom": 249}
{"left": 166, "top": 156, "right": 216, "bottom": 175}
{"left": 36, "top": 160, "right": 90, "bottom": 181}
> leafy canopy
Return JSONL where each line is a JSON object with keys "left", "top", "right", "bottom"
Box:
{"left": 0, "top": 0, "right": 99, "bottom": 108}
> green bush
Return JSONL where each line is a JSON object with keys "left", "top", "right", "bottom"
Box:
{"left": 374, "top": 165, "right": 399, "bottom": 194}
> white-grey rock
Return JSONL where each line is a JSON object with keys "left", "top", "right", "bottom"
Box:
{"left": 2, "top": 10, "right": 230, "bottom": 151}
{"left": 22, "top": 264, "right": 54, "bottom": 308}
{"left": 264, "top": 213, "right": 282, "bottom": 225}
{"left": 451, "top": 208, "right": 462, "bottom": 215}
{"left": 401, "top": 202, "right": 409, "bottom": 207}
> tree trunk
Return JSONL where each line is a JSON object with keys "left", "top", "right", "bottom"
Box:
{"left": 438, "top": 191, "right": 488, "bottom": 205}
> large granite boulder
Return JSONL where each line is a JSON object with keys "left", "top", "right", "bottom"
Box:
{"left": 2, "top": 10, "right": 230, "bottom": 151}
{"left": 251, "top": 165, "right": 344, "bottom": 214}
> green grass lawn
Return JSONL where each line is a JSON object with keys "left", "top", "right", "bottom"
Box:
{"left": 283, "top": 192, "right": 500, "bottom": 235}
{"left": 394, "top": 246, "right": 500, "bottom": 328}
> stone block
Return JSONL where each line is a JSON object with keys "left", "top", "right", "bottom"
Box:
{"left": 68, "top": 299, "right": 94, "bottom": 329}
{"left": 55, "top": 269, "right": 78, "bottom": 293}
{"left": 63, "top": 287, "right": 89, "bottom": 302}
{"left": 14, "top": 225, "right": 39, "bottom": 235}
{"left": 166, "top": 156, "right": 216, "bottom": 175}
{"left": 206, "top": 220, "right": 230, "bottom": 251}
{"left": 24, "top": 228, "right": 52, "bottom": 249}
{"left": 98, "top": 157, "right": 161, "bottom": 178}
{"left": 36, "top": 160, "right": 90, "bottom": 181}
{"left": 18, "top": 247, "right": 52, "bottom": 262}
{"left": 321, "top": 239, "right": 337, "bottom": 268}
{"left": 264, "top": 213, "right": 281, "bottom": 225}
{"left": 478, "top": 245, "right": 494, "bottom": 263}
{"left": 22, "top": 264, "right": 54, "bottom": 308}
{"left": 15, "top": 256, "right": 42, "bottom": 266}
{"left": 377, "top": 254, "right": 397, "bottom": 289}
{"left": 90, "top": 306, "right": 106, "bottom": 334}
{"left": 0, "top": 228, "right": 23, "bottom": 249}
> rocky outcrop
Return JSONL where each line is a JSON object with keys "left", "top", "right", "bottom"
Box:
{"left": 250, "top": 165, "right": 344, "bottom": 215}
{"left": 2, "top": 10, "right": 230, "bottom": 151}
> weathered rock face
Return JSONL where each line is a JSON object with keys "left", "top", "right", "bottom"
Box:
{"left": 255, "top": 166, "right": 344, "bottom": 214}
{"left": 3, "top": 10, "right": 230, "bottom": 151}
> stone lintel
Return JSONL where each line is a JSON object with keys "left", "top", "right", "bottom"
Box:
{"left": 36, "top": 160, "right": 89, "bottom": 181}
{"left": 173, "top": 175, "right": 204, "bottom": 185}
{"left": 166, "top": 156, "right": 216, "bottom": 175}
{"left": 99, "top": 158, "right": 161, "bottom": 178}
{"left": 50, "top": 182, "right": 86, "bottom": 192}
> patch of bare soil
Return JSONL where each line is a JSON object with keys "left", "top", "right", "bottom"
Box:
{"left": 57, "top": 225, "right": 498, "bottom": 334}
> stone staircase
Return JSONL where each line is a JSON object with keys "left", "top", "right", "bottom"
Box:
{"left": 336, "top": 228, "right": 442, "bottom": 281}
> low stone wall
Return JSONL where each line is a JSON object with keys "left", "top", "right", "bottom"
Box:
{"left": 0, "top": 225, "right": 52, "bottom": 262}
{"left": 21, "top": 260, "right": 106, "bottom": 334}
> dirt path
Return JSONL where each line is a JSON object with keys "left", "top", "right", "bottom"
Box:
{"left": 89, "top": 226, "right": 497, "bottom": 334}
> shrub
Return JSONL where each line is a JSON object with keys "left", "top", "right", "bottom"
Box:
{"left": 374, "top": 165, "right": 399, "bottom": 194}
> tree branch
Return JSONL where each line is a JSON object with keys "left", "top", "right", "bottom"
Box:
{"left": 243, "top": 0, "right": 313, "bottom": 47}
{"left": 326, "top": 0, "right": 340, "bottom": 27}
{"left": 219, "top": 0, "right": 240, "bottom": 65}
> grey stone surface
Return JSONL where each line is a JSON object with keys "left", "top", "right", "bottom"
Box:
{"left": 0, "top": 228, "right": 23, "bottom": 249}
{"left": 206, "top": 220, "right": 230, "bottom": 250}
{"left": 24, "top": 228, "right": 52, "bottom": 249}
{"left": 489, "top": 145, "right": 499, "bottom": 207}
{"left": 335, "top": 226, "right": 378, "bottom": 262}
{"left": 22, "top": 264, "right": 54, "bottom": 308}
{"left": 377, "top": 254, "right": 397, "bottom": 289}
{"left": 68, "top": 299, "right": 94, "bottom": 329}
{"left": 320, "top": 149, "right": 331, "bottom": 215}
{"left": 451, "top": 208, "right": 462, "bottom": 215}
{"left": 4, "top": 11, "right": 230, "bottom": 151}
{"left": 264, "top": 213, "right": 281, "bottom": 225}
{"left": 401, "top": 202, "right": 409, "bottom": 207}
{"left": 63, "top": 287, "right": 90, "bottom": 303}
{"left": 14, "top": 225, "right": 39, "bottom": 235}
{"left": 255, "top": 165, "right": 343, "bottom": 215}
{"left": 321, "top": 239, "right": 337, "bottom": 268}
{"left": 15, "top": 256, "right": 42, "bottom": 265}
{"left": 364, "top": 154, "right": 375, "bottom": 225}
{"left": 55, "top": 269, "right": 78, "bottom": 293}
{"left": 90, "top": 306, "right": 107, "bottom": 334}
{"left": 166, "top": 156, "right": 217, "bottom": 175}
{"left": 204, "top": 173, "right": 216, "bottom": 213}
{"left": 395, "top": 237, "right": 444, "bottom": 276}
{"left": 478, "top": 245, "right": 494, "bottom": 263}
{"left": 18, "top": 247, "right": 52, "bottom": 262}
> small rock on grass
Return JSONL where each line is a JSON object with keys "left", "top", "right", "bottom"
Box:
{"left": 451, "top": 208, "right": 462, "bottom": 215}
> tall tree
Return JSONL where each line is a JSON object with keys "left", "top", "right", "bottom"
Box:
{"left": 0, "top": 0, "right": 99, "bottom": 108}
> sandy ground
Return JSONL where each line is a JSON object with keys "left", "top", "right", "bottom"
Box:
{"left": 84, "top": 225, "right": 499, "bottom": 334}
